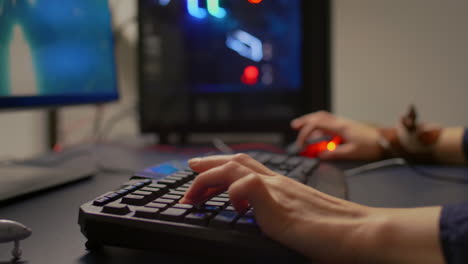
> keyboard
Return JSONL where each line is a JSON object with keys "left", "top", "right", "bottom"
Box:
{"left": 78, "top": 152, "right": 348, "bottom": 261}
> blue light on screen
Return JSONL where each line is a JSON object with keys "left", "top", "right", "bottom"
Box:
{"left": 0, "top": 0, "right": 117, "bottom": 100}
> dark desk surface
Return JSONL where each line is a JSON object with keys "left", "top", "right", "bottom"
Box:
{"left": 1, "top": 144, "right": 468, "bottom": 264}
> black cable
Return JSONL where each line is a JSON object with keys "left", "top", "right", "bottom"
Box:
{"left": 345, "top": 158, "right": 468, "bottom": 185}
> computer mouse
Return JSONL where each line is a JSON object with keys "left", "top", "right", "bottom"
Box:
{"left": 286, "top": 135, "right": 342, "bottom": 158}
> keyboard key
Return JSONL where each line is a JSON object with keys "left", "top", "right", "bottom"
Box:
{"left": 210, "top": 197, "right": 229, "bottom": 203}
{"left": 166, "top": 175, "right": 184, "bottom": 180}
{"left": 269, "top": 154, "right": 288, "bottom": 165}
{"left": 286, "top": 157, "right": 302, "bottom": 167}
{"left": 217, "top": 193, "right": 229, "bottom": 198}
{"left": 302, "top": 159, "right": 319, "bottom": 172}
{"left": 205, "top": 201, "right": 225, "bottom": 207}
{"left": 173, "top": 204, "right": 194, "bottom": 210}
{"left": 158, "top": 179, "right": 178, "bottom": 188}
{"left": 235, "top": 216, "right": 259, "bottom": 233}
{"left": 209, "top": 211, "right": 239, "bottom": 229}
{"left": 200, "top": 205, "right": 222, "bottom": 212}
{"left": 153, "top": 198, "right": 176, "bottom": 205}
{"left": 123, "top": 185, "right": 139, "bottom": 192}
{"left": 161, "top": 194, "right": 182, "bottom": 200}
{"left": 169, "top": 191, "right": 186, "bottom": 196}
{"left": 225, "top": 206, "right": 236, "bottom": 211}
{"left": 102, "top": 203, "right": 131, "bottom": 215}
{"left": 146, "top": 202, "right": 168, "bottom": 209}
{"left": 121, "top": 195, "right": 148, "bottom": 206}
{"left": 159, "top": 208, "right": 188, "bottom": 221}
{"left": 256, "top": 153, "right": 272, "bottom": 164}
{"left": 148, "top": 183, "right": 168, "bottom": 190}
{"left": 134, "top": 207, "right": 160, "bottom": 219}
{"left": 133, "top": 191, "right": 153, "bottom": 197}
{"left": 185, "top": 212, "right": 213, "bottom": 226}
{"left": 140, "top": 187, "right": 163, "bottom": 196}
{"left": 287, "top": 166, "right": 307, "bottom": 183}
{"left": 93, "top": 197, "right": 110, "bottom": 206}
{"left": 115, "top": 189, "right": 130, "bottom": 196}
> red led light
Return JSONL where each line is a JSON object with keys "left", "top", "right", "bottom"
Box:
{"left": 241, "top": 66, "right": 260, "bottom": 85}
{"left": 248, "top": 0, "right": 263, "bottom": 4}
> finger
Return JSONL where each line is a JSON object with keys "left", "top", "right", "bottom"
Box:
{"left": 228, "top": 174, "right": 277, "bottom": 217}
{"left": 318, "top": 144, "right": 356, "bottom": 160}
{"left": 290, "top": 116, "right": 308, "bottom": 130}
{"left": 182, "top": 161, "right": 253, "bottom": 205}
{"left": 296, "top": 123, "right": 316, "bottom": 146}
{"left": 189, "top": 153, "right": 274, "bottom": 176}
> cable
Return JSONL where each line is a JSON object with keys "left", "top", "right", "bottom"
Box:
{"left": 345, "top": 158, "right": 468, "bottom": 185}
{"left": 212, "top": 138, "right": 234, "bottom": 154}
{"left": 96, "top": 103, "right": 138, "bottom": 143}
{"left": 344, "top": 158, "right": 407, "bottom": 177}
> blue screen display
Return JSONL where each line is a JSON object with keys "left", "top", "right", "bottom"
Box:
{"left": 0, "top": 0, "right": 118, "bottom": 108}
{"left": 146, "top": 0, "right": 302, "bottom": 94}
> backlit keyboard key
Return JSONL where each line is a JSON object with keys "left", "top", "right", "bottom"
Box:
{"left": 210, "top": 211, "right": 239, "bottom": 229}
{"left": 159, "top": 208, "right": 187, "bottom": 221}
{"left": 185, "top": 212, "right": 213, "bottom": 226}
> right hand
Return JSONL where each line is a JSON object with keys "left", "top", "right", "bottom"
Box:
{"left": 290, "top": 111, "right": 383, "bottom": 161}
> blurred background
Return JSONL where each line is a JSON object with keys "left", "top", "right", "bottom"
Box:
{"left": 2, "top": 0, "right": 468, "bottom": 158}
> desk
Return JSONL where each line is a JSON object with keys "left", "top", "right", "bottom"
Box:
{"left": 1, "top": 144, "right": 468, "bottom": 264}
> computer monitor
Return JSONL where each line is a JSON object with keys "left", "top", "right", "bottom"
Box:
{"left": 138, "top": 0, "right": 330, "bottom": 143}
{"left": 0, "top": 0, "right": 119, "bottom": 202}
{"left": 0, "top": 0, "right": 119, "bottom": 109}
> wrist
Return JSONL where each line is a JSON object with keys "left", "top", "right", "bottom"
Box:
{"left": 358, "top": 207, "right": 445, "bottom": 264}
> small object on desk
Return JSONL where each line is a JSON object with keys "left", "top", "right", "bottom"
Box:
{"left": 0, "top": 220, "right": 32, "bottom": 260}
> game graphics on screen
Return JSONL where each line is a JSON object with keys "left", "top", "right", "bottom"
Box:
{"left": 145, "top": 0, "right": 302, "bottom": 94}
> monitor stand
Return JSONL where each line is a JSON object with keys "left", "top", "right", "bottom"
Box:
{"left": 0, "top": 146, "right": 96, "bottom": 202}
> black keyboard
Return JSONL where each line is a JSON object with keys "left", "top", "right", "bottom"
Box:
{"left": 78, "top": 152, "right": 347, "bottom": 261}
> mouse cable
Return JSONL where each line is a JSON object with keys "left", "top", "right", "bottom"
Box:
{"left": 345, "top": 158, "right": 468, "bottom": 185}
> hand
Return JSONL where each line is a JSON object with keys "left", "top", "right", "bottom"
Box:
{"left": 181, "top": 154, "right": 444, "bottom": 263}
{"left": 291, "top": 111, "right": 383, "bottom": 161}
{"left": 181, "top": 154, "right": 379, "bottom": 263}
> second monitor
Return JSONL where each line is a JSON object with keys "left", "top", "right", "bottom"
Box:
{"left": 138, "top": 0, "right": 330, "bottom": 143}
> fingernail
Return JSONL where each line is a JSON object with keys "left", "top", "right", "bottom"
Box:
{"left": 189, "top": 158, "right": 201, "bottom": 167}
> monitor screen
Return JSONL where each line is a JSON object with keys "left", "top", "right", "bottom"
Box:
{"left": 0, "top": 0, "right": 118, "bottom": 109}
{"left": 139, "top": 0, "right": 330, "bottom": 139}
{"left": 184, "top": 0, "right": 302, "bottom": 93}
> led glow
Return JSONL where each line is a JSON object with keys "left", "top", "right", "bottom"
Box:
{"left": 226, "top": 30, "right": 263, "bottom": 62}
{"left": 248, "top": 0, "right": 263, "bottom": 3}
{"left": 159, "top": 0, "right": 171, "bottom": 6}
{"left": 187, "top": 0, "right": 207, "bottom": 19}
{"left": 207, "top": 0, "right": 226, "bottom": 18}
{"left": 241, "top": 66, "right": 260, "bottom": 85}
{"left": 326, "top": 141, "right": 337, "bottom": 152}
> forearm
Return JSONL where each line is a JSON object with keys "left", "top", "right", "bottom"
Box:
{"left": 432, "top": 127, "right": 466, "bottom": 165}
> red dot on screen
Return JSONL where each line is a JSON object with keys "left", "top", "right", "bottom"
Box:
{"left": 241, "top": 66, "right": 260, "bottom": 85}
{"left": 244, "top": 66, "right": 259, "bottom": 79}
{"left": 248, "top": 0, "right": 263, "bottom": 4}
